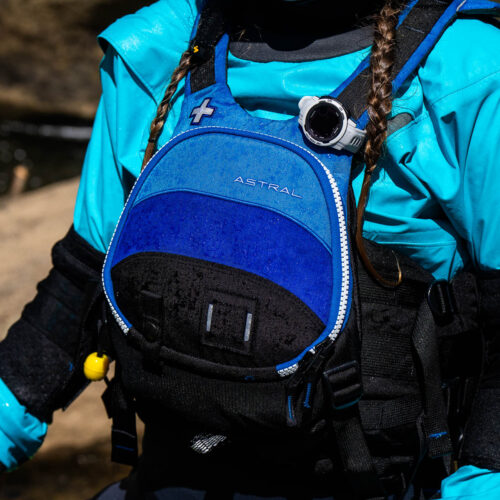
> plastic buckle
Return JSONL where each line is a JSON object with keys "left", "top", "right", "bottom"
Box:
{"left": 323, "top": 360, "right": 363, "bottom": 410}
{"left": 427, "top": 280, "right": 457, "bottom": 324}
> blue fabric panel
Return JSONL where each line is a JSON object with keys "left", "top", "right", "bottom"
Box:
{"left": 112, "top": 192, "right": 333, "bottom": 323}
{"left": 460, "top": 0, "right": 500, "bottom": 13}
{"left": 215, "top": 34, "right": 230, "bottom": 86}
{"left": 0, "top": 378, "right": 47, "bottom": 470}
{"left": 133, "top": 130, "right": 332, "bottom": 249}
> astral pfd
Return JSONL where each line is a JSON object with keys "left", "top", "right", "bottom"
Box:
{"left": 98, "top": 0, "right": 499, "bottom": 498}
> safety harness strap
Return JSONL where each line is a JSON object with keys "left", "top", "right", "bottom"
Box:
{"left": 102, "top": 373, "right": 138, "bottom": 466}
{"left": 325, "top": 383, "right": 386, "bottom": 499}
{"left": 412, "top": 301, "right": 454, "bottom": 459}
{"left": 323, "top": 302, "right": 387, "bottom": 499}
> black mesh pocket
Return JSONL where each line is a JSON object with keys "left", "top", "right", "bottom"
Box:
{"left": 111, "top": 253, "right": 325, "bottom": 368}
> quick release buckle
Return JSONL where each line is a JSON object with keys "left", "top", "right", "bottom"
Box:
{"left": 323, "top": 360, "right": 363, "bottom": 410}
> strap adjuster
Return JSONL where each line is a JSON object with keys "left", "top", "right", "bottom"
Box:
{"left": 427, "top": 280, "right": 457, "bottom": 323}
{"left": 323, "top": 360, "right": 363, "bottom": 410}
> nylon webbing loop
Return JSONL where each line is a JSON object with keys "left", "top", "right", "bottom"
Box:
{"left": 412, "top": 301, "right": 453, "bottom": 459}
{"left": 338, "top": 0, "right": 453, "bottom": 120}
{"left": 323, "top": 361, "right": 363, "bottom": 410}
{"left": 189, "top": 1, "right": 226, "bottom": 93}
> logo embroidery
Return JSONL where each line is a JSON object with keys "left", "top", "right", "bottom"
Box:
{"left": 190, "top": 98, "right": 215, "bottom": 125}
{"left": 234, "top": 176, "right": 303, "bottom": 199}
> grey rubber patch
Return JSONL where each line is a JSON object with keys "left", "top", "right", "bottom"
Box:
{"left": 387, "top": 113, "right": 413, "bottom": 137}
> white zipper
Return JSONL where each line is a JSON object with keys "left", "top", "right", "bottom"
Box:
{"left": 103, "top": 127, "right": 351, "bottom": 367}
{"left": 277, "top": 161, "right": 350, "bottom": 377}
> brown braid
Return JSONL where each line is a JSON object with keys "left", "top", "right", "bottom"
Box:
{"left": 141, "top": 49, "right": 195, "bottom": 170}
{"left": 356, "top": 0, "right": 404, "bottom": 287}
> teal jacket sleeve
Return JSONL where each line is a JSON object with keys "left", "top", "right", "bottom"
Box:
{"left": 73, "top": 50, "right": 156, "bottom": 253}
{"left": 0, "top": 379, "right": 47, "bottom": 471}
{"left": 74, "top": 0, "right": 197, "bottom": 252}
{"left": 417, "top": 31, "right": 500, "bottom": 273}
{"left": 440, "top": 466, "right": 500, "bottom": 499}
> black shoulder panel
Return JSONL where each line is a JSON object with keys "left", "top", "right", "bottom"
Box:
{"left": 461, "top": 271, "right": 500, "bottom": 470}
{"left": 0, "top": 226, "right": 105, "bottom": 422}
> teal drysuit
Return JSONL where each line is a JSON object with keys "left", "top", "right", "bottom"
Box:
{"left": 2, "top": 1, "right": 500, "bottom": 497}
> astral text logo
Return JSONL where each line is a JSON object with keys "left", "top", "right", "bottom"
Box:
{"left": 233, "top": 176, "right": 303, "bottom": 199}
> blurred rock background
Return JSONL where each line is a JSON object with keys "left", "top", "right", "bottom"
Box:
{"left": 0, "top": 0, "right": 155, "bottom": 121}
{"left": 0, "top": 1, "right": 152, "bottom": 498}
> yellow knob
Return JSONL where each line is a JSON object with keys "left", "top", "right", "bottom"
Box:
{"left": 84, "top": 352, "right": 110, "bottom": 381}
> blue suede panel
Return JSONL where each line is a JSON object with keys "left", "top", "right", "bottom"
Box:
{"left": 134, "top": 130, "right": 332, "bottom": 249}
{"left": 112, "top": 192, "right": 333, "bottom": 323}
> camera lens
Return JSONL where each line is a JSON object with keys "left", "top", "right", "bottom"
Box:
{"left": 305, "top": 100, "right": 343, "bottom": 144}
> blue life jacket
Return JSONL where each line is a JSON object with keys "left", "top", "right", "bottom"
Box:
{"left": 100, "top": 1, "right": 500, "bottom": 498}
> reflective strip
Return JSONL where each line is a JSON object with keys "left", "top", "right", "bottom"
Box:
{"left": 244, "top": 313, "right": 253, "bottom": 342}
{"left": 191, "top": 434, "right": 227, "bottom": 454}
{"left": 206, "top": 304, "right": 214, "bottom": 332}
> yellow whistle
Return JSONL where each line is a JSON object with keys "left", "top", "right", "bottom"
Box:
{"left": 84, "top": 352, "right": 110, "bottom": 381}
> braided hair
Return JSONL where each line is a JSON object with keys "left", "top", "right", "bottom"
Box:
{"left": 141, "top": 49, "right": 194, "bottom": 169}
{"left": 357, "top": 0, "right": 404, "bottom": 286}
{"left": 142, "top": 0, "right": 405, "bottom": 284}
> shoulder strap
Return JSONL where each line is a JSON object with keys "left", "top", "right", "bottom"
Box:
{"left": 188, "top": 0, "right": 227, "bottom": 94}
{"left": 338, "top": 0, "right": 500, "bottom": 125}
{"left": 337, "top": 0, "right": 453, "bottom": 120}
{"left": 187, "top": 0, "right": 500, "bottom": 126}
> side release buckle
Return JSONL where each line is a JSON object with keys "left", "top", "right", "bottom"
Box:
{"left": 323, "top": 360, "right": 363, "bottom": 410}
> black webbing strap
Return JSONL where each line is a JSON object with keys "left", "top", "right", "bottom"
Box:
{"left": 102, "top": 375, "right": 138, "bottom": 466}
{"left": 325, "top": 388, "right": 385, "bottom": 499}
{"left": 338, "top": 0, "right": 453, "bottom": 120}
{"left": 412, "top": 301, "right": 453, "bottom": 459}
{"left": 189, "top": 1, "right": 227, "bottom": 93}
{"left": 326, "top": 408, "right": 386, "bottom": 498}
{"left": 324, "top": 329, "right": 386, "bottom": 499}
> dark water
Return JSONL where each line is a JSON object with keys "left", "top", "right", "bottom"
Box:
{"left": 0, "top": 120, "right": 92, "bottom": 196}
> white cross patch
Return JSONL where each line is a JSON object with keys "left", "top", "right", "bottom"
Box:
{"left": 190, "top": 98, "right": 215, "bottom": 125}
